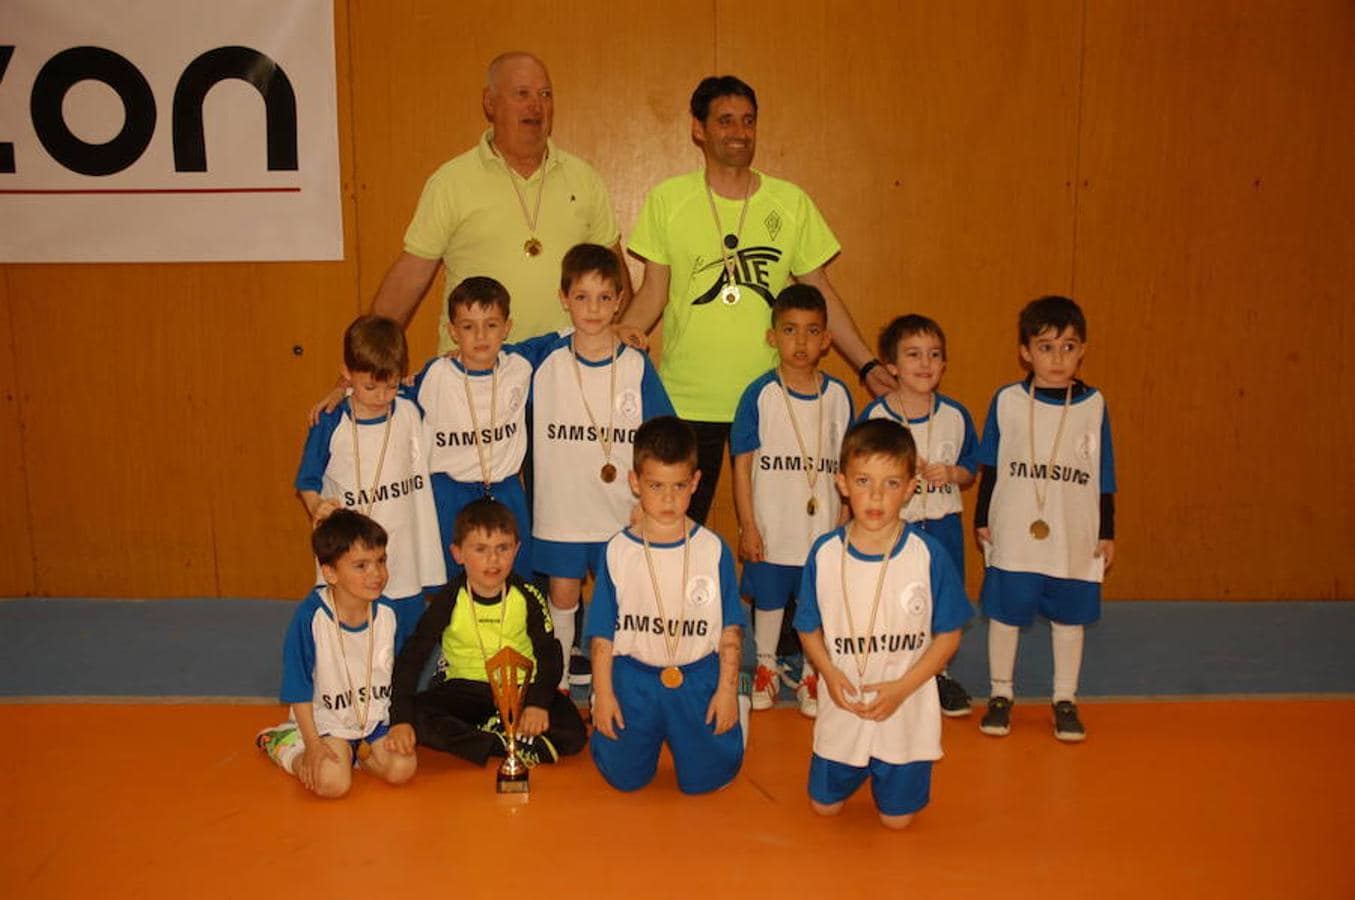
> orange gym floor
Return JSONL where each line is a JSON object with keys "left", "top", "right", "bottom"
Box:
{"left": 3, "top": 699, "right": 1352, "bottom": 899}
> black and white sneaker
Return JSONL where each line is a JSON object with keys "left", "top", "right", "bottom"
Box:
{"left": 936, "top": 673, "right": 972, "bottom": 717}
{"left": 1052, "top": 700, "right": 1087, "bottom": 742}
{"left": 568, "top": 648, "right": 592, "bottom": 686}
{"left": 979, "top": 696, "right": 1013, "bottom": 736}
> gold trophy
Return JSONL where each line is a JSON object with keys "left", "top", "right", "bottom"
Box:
{"left": 486, "top": 646, "right": 535, "bottom": 800}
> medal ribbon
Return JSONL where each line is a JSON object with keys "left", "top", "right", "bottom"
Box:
{"left": 703, "top": 176, "right": 751, "bottom": 293}
{"left": 640, "top": 520, "right": 690, "bottom": 669}
{"left": 325, "top": 586, "right": 375, "bottom": 738}
{"left": 1027, "top": 381, "right": 1073, "bottom": 526}
{"left": 570, "top": 336, "right": 617, "bottom": 472}
{"left": 776, "top": 367, "right": 824, "bottom": 512}
{"left": 498, "top": 144, "right": 548, "bottom": 248}
{"left": 460, "top": 358, "right": 499, "bottom": 493}
{"left": 838, "top": 520, "right": 902, "bottom": 687}
{"left": 349, "top": 398, "right": 394, "bottom": 517}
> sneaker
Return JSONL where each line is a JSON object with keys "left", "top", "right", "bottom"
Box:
{"left": 751, "top": 663, "right": 779, "bottom": 710}
{"left": 478, "top": 714, "right": 511, "bottom": 753}
{"left": 255, "top": 723, "right": 301, "bottom": 770}
{"left": 568, "top": 648, "right": 592, "bottom": 686}
{"left": 979, "top": 696, "right": 1013, "bottom": 736}
{"left": 796, "top": 673, "right": 819, "bottom": 718}
{"left": 1052, "top": 700, "right": 1087, "bottom": 743}
{"left": 516, "top": 733, "right": 560, "bottom": 768}
{"left": 936, "top": 673, "right": 973, "bottom": 717}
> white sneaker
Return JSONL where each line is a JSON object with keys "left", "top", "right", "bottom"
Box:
{"left": 751, "top": 663, "right": 779, "bottom": 710}
{"left": 796, "top": 673, "right": 819, "bottom": 718}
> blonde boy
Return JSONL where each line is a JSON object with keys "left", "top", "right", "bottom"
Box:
{"left": 795, "top": 419, "right": 971, "bottom": 828}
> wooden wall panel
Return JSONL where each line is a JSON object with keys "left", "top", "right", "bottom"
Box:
{"left": 1075, "top": 0, "right": 1355, "bottom": 598}
{"left": 0, "top": 273, "right": 36, "bottom": 593}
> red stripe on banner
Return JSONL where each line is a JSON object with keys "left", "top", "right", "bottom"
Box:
{"left": 0, "top": 187, "right": 302, "bottom": 195}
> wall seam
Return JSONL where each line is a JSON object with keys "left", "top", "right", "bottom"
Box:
{"left": 1069, "top": 0, "right": 1089, "bottom": 296}
{"left": 3, "top": 271, "right": 38, "bottom": 594}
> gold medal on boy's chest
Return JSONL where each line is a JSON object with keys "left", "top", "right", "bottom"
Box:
{"left": 807, "top": 497, "right": 817, "bottom": 516}
{"left": 600, "top": 463, "right": 617, "bottom": 483}
{"left": 524, "top": 238, "right": 542, "bottom": 257}
{"left": 356, "top": 742, "right": 372, "bottom": 761}
{"left": 720, "top": 285, "right": 741, "bottom": 306}
{"left": 660, "top": 666, "right": 684, "bottom": 689}
{"left": 1030, "top": 519, "right": 1051, "bottom": 540}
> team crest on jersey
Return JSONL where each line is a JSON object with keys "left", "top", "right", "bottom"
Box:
{"left": 616, "top": 389, "right": 641, "bottom": 422}
{"left": 1075, "top": 431, "right": 1097, "bottom": 461}
{"left": 901, "top": 582, "right": 928, "bottom": 617}
{"left": 508, "top": 385, "right": 524, "bottom": 412}
{"left": 936, "top": 440, "right": 956, "bottom": 462}
{"left": 687, "top": 575, "right": 715, "bottom": 608}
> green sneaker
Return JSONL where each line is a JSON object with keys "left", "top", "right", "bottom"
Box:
{"left": 255, "top": 723, "right": 300, "bottom": 769}
{"left": 515, "top": 733, "right": 560, "bottom": 768}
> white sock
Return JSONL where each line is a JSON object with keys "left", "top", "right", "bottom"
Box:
{"left": 754, "top": 607, "right": 784, "bottom": 667}
{"left": 800, "top": 658, "right": 816, "bottom": 683}
{"left": 988, "top": 621, "right": 1020, "bottom": 700}
{"left": 550, "top": 605, "right": 578, "bottom": 690}
{"left": 1051, "top": 622, "right": 1085, "bottom": 704}
{"left": 739, "top": 694, "right": 751, "bottom": 750}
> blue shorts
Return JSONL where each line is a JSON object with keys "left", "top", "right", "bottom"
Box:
{"left": 386, "top": 592, "right": 430, "bottom": 650}
{"left": 912, "top": 512, "right": 965, "bottom": 574}
{"left": 980, "top": 567, "right": 1101, "bottom": 626}
{"left": 590, "top": 654, "right": 743, "bottom": 795}
{"left": 430, "top": 473, "right": 533, "bottom": 580}
{"left": 739, "top": 561, "right": 803, "bottom": 611}
{"left": 320, "top": 722, "right": 390, "bottom": 766}
{"left": 533, "top": 537, "right": 607, "bottom": 581}
{"left": 808, "top": 754, "right": 932, "bottom": 816}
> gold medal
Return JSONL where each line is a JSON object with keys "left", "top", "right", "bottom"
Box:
{"left": 600, "top": 463, "right": 617, "bottom": 483}
{"left": 660, "top": 666, "right": 684, "bottom": 689}
{"left": 721, "top": 285, "right": 741, "bottom": 306}
{"left": 807, "top": 497, "right": 817, "bottom": 516}
{"left": 524, "top": 238, "right": 542, "bottom": 257}
{"left": 1030, "top": 519, "right": 1051, "bottom": 540}
{"left": 356, "top": 741, "right": 372, "bottom": 762}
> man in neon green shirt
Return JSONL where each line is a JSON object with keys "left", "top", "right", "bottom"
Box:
{"left": 620, "top": 75, "right": 894, "bottom": 523}
{"left": 372, "top": 52, "right": 627, "bottom": 350}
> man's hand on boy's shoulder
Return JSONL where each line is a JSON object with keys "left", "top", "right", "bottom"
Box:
{"left": 614, "top": 322, "right": 649, "bottom": 351}
{"left": 592, "top": 690, "right": 625, "bottom": 740}
{"left": 307, "top": 377, "right": 350, "bottom": 426}
{"left": 519, "top": 705, "right": 549, "bottom": 738}
{"left": 385, "top": 723, "right": 417, "bottom": 755}
{"left": 706, "top": 684, "right": 739, "bottom": 735}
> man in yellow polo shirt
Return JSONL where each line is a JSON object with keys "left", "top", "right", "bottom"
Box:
{"left": 372, "top": 52, "right": 625, "bottom": 350}
{"left": 619, "top": 75, "right": 894, "bottom": 524}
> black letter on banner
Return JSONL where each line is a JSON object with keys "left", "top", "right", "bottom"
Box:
{"left": 0, "top": 46, "right": 14, "bottom": 172}
{"left": 172, "top": 47, "right": 298, "bottom": 172}
{"left": 31, "top": 46, "right": 156, "bottom": 176}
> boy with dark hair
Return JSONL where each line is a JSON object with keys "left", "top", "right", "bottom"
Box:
{"left": 256, "top": 510, "right": 418, "bottom": 797}
{"left": 795, "top": 419, "right": 971, "bottom": 828}
{"left": 585, "top": 416, "right": 748, "bottom": 794}
{"left": 732, "top": 284, "right": 854, "bottom": 716}
{"left": 859, "top": 313, "right": 978, "bottom": 716}
{"left": 531, "top": 243, "right": 675, "bottom": 689}
{"left": 296, "top": 314, "right": 445, "bottom": 644}
{"left": 974, "top": 295, "right": 1116, "bottom": 742}
{"left": 414, "top": 275, "right": 546, "bottom": 581}
{"left": 386, "top": 498, "right": 586, "bottom": 766}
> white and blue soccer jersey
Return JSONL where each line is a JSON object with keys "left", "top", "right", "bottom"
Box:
{"left": 280, "top": 587, "right": 398, "bottom": 740}
{"left": 413, "top": 339, "right": 546, "bottom": 484}
{"left": 859, "top": 393, "right": 977, "bottom": 523}
{"left": 977, "top": 380, "right": 1116, "bottom": 582}
{"left": 731, "top": 370, "right": 853, "bottom": 566}
{"left": 585, "top": 524, "right": 747, "bottom": 666}
{"left": 295, "top": 397, "right": 446, "bottom": 598}
{"left": 794, "top": 526, "right": 971, "bottom": 766}
{"left": 531, "top": 334, "right": 675, "bottom": 543}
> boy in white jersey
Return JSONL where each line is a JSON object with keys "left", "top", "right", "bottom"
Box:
{"left": 386, "top": 499, "right": 586, "bottom": 766}
{"left": 414, "top": 277, "right": 541, "bottom": 583}
{"left": 794, "top": 419, "right": 970, "bottom": 828}
{"left": 732, "top": 284, "right": 853, "bottom": 716}
{"left": 859, "top": 314, "right": 978, "bottom": 716}
{"left": 532, "top": 244, "right": 675, "bottom": 689}
{"left": 296, "top": 315, "right": 446, "bottom": 645}
{"left": 256, "top": 510, "right": 418, "bottom": 797}
{"left": 974, "top": 296, "right": 1116, "bottom": 742}
{"left": 585, "top": 417, "right": 747, "bottom": 794}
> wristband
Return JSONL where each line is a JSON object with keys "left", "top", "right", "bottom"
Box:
{"left": 857, "top": 358, "right": 882, "bottom": 382}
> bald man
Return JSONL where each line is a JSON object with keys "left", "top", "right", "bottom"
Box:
{"left": 373, "top": 52, "right": 626, "bottom": 349}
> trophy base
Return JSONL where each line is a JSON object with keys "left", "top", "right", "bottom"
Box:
{"left": 497, "top": 758, "right": 530, "bottom": 804}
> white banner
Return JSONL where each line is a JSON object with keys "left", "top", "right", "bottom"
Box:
{"left": 0, "top": 0, "right": 343, "bottom": 262}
